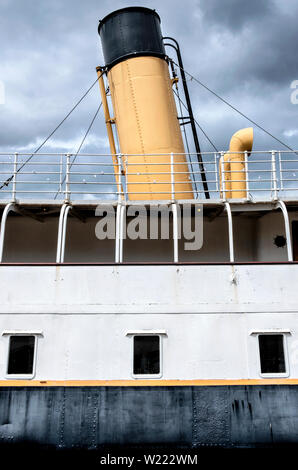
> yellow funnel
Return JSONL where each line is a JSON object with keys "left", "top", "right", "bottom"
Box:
{"left": 98, "top": 7, "right": 194, "bottom": 201}
{"left": 107, "top": 56, "right": 193, "bottom": 200}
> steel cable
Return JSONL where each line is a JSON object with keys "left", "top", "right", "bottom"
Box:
{"left": 0, "top": 71, "right": 104, "bottom": 190}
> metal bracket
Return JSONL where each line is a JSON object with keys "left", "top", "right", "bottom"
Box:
{"left": 275, "top": 200, "right": 293, "bottom": 261}
{"left": 115, "top": 202, "right": 125, "bottom": 263}
{"left": 56, "top": 204, "right": 85, "bottom": 263}
{"left": 56, "top": 203, "right": 68, "bottom": 263}
{"left": 0, "top": 203, "right": 15, "bottom": 262}
{"left": 0, "top": 203, "right": 43, "bottom": 262}
{"left": 171, "top": 203, "right": 179, "bottom": 263}
{"left": 225, "top": 202, "right": 234, "bottom": 263}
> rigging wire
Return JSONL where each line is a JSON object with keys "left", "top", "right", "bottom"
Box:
{"left": 173, "top": 88, "right": 218, "bottom": 152}
{"left": 170, "top": 68, "right": 198, "bottom": 194}
{"left": 172, "top": 60, "right": 295, "bottom": 153}
{"left": 54, "top": 101, "right": 103, "bottom": 200}
{"left": 0, "top": 71, "right": 104, "bottom": 190}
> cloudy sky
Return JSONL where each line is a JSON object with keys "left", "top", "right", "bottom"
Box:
{"left": 0, "top": 0, "right": 298, "bottom": 156}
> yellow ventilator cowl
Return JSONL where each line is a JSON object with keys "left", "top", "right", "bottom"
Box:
{"left": 220, "top": 127, "right": 253, "bottom": 199}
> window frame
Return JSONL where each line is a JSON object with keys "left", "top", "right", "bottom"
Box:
{"left": 4, "top": 332, "right": 41, "bottom": 380}
{"left": 256, "top": 332, "right": 290, "bottom": 378}
{"left": 127, "top": 331, "right": 165, "bottom": 379}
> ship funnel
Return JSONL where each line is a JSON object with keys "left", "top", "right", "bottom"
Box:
{"left": 98, "top": 7, "right": 194, "bottom": 200}
{"left": 220, "top": 127, "right": 253, "bottom": 199}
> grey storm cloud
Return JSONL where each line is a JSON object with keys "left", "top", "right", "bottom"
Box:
{"left": 200, "top": 0, "right": 298, "bottom": 87}
{"left": 0, "top": 0, "right": 297, "bottom": 155}
{"left": 201, "top": 0, "right": 273, "bottom": 32}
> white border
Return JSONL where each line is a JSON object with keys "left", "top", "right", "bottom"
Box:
{"left": 256, "top": 332, "right": 290, "bottom": 378}
{"left": 129, "top": 333, "right": 163, "bottom": 379}
{"left": 5, "top": 334, "right": 39, "bottom": 380}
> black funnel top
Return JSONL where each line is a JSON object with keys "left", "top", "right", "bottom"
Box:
{"left": 98, "top": 7, "right": 166, "bottom": 69}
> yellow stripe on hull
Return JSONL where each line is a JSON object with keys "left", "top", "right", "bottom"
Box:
{"left": 0, "top": 379, "right": 298, "bottom": 386}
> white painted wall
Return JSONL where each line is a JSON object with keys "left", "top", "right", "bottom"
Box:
{"left": 0, "top": 265, "right": 297, "bottom": 380}
{"left": 0, "top": 264, "right": 297, "bottom": 314}
{"left": 0, "top": 312, "right": 296, "bottom": 381}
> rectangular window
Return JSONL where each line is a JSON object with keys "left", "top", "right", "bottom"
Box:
{"left": 258, "top": 334, "right": 286, "bottom": 374}
{"left": 133, "top": 335, "right": 160, "bottom": 375}
{"left": 7, "top": 335, "right": 35, "bottom": 375}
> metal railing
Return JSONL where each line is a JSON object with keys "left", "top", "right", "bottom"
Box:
{"left": 0, "top": 150, "right": 298, "bottom": 202}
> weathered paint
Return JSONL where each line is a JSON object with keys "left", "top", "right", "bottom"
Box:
{"left": 0, "top": 386, "right": 297, "bottom": 448}
{"left": 0, "top": 264, "right": 297, "bottom": 314}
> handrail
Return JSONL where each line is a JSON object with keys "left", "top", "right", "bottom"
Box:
{"left": 0, "top": 150, "right": 297, "bottom": 202}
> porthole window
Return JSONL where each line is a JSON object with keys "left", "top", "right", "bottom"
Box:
{"left": 258, "top": 334, "right": 288, "bottom": 377}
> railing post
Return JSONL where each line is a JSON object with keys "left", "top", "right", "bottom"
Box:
{"left": 59, "top": 154, "right": 63, "bottom": 196}
{"left": 271, "top": 150, "right": 278, "bottom": 201}
{"left": 12, "top": 152, "right": 18, "bottom": 202}
{"left": 65, "top": 153, "right": 71, "bottom": 203}
{"left": 214, "top": 152, "right": 219, "bottom": 194}
{"left": 278, "top": 151, "right": 283, "bottom": 194}
{"left": 244, "top": 150, "right": 249, "bottom": 200}
{"left": 123, "top": 155, "right": 128, "bottom": 201}
{"left": 220, "top": 151, "right": 226, "bottom": 201}
{"left": 171, "top": 152, "right": 175, "bottom": 201}
{"left": 117, "top": 153, "right": 122, "bottom": 202}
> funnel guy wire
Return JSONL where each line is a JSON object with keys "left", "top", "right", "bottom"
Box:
{"left": 172, "top": 60, "right": 296, "bottom": 153}
{"left": 53, "top": 101, "right": 103, "bottom": 200}
{"left": 0, "top": 71, "right": 105, "bottom": 190}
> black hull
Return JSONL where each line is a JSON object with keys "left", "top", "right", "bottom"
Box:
{"left": 0, "top": 385, "right": 298, "bottom": 449}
